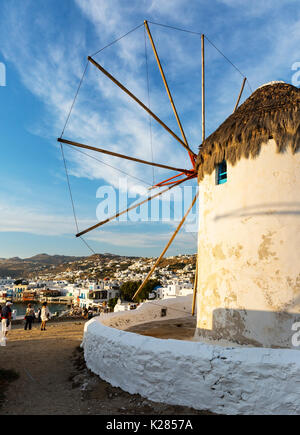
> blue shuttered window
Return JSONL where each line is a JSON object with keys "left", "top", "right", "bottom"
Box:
{"left": 217, "top": 160, "right": 227, "bottom": 185}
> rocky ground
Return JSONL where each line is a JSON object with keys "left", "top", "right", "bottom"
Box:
{"left": 0, "top": 320, "right": 210, "bottom": 415}
{"left": 126, "top": 316, "right": 197, "bottom": 340}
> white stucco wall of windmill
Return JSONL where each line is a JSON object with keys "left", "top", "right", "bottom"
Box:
{"left": 196, "top": 139, "right": 300, "bottom": 348}
{"left": 82, "top": 315, "right": 300, "bottom": 415}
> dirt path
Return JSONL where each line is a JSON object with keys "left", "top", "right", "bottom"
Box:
{"left": 0, "top": 320, "right": 210, "bottom": 415}
{"left": 0, "top": 321, "right": 87, "bottom": 415}
{"left": 126, "top": 316, "right": 197, "bottom": 340}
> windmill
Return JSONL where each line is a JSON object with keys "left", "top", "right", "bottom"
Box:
{"left": 57, "top": 20, "right": 249, "bottom": 312}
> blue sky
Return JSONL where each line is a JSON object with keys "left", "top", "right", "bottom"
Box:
{"left": 0, "top": 0, "right": 299, "bottom": 259}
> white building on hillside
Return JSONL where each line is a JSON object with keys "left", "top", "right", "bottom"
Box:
{"left": 158, "top": 282, "right": 193, "bottom": 300}
{"left": 77, "top": 287, "right": 120, "bottom": 309}
{"left": 114, "top": 298, "right": 138, "bottom": 312}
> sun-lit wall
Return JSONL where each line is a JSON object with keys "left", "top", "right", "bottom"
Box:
{"left": 196, "top": 140, "right": 300, "bottom": 348}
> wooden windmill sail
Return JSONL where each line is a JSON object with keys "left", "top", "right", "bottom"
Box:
{"left": 58, "top": 20, "right": 250, "bottom": 306}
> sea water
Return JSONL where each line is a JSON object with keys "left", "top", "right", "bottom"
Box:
{"left": 12, "top": 302, "right": 69, "bottom": 317}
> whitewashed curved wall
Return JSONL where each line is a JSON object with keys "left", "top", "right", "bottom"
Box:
{"left": 82, "top": 316, "right": 300, "bottom": 415}
{"left": 196, "top": 140, "right": 300, "bottom": 348}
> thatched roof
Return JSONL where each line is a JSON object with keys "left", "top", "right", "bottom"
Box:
{"left": 196, "top": 82, "right": 300, "bottom": 181}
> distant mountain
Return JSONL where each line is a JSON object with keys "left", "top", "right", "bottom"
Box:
{"left": 24, "top": 254, "right": 84, "bottom": 265}
{"left": 0, "top": 252, "right": 137, "bottom": 279}
{"left": 0, "top": 252, "right": 196, "bottom": 281}
{"left": 0, "top": 254, "right": 86, "bottom": 278}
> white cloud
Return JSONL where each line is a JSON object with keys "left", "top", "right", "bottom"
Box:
{"left": 218, "top": 0, "right": 297, "bottom": 17}
{"left": 87, "top": 226, "right": 197, "bottom": 250}
{"left": 2, "top": 0, "right": 299, "bottom": 168}
{"left": 0, "top": 1, "right": 194, "bottom": 197}
{"left": 0, "top": 200, "right": 92, "bottom": 236}
{"left": 74, "top": 0, "right": 123, "bottom": 38}
{"left": 147, "top": 0, "right": 196, "bottom": 25}
{"left": 1, "top": 0, "right": 299, "bottom": 256}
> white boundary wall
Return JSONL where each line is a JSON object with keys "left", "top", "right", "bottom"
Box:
{"left": 82, "top": 316, "right": 300, "bottom": 415}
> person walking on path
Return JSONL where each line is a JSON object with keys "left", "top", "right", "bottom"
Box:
{"left": 1, "top": 301, "right": 13, "bottom": 337}
{"left": 24, "top": 304, "right": 35, "bottom": 331}
{"left": 40, "top": 302, "right": 51, "bottom": 331}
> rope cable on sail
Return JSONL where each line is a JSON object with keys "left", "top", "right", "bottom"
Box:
{"left": 147, "top": 20, "right": 252, "bottom": 93}
{"left": 144, "top": 25, "right": 155, "bottom": 185}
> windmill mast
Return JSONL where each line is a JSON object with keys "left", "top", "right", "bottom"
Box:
{"left": 144, "top": 20, "right": 196, "bottom": 165}
{"left": 191, "top": 34, "right": 205, "bottom": 315}
{"left": 201, "top": 34, "right": 205, "bottom": 142}
{"left": 233, "top": 77, "right": 247, "bottom": 113}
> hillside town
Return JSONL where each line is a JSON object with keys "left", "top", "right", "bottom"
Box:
{"left": 0, "top": 254, "right": 196, "bottom": 313}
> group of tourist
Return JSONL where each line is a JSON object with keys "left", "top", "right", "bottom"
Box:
{"left": 24, "top": 302, "right": 51, "bottom": 331}
{"left": 0, "top": 301, "right": 52, "bottom": 339}
{"left": 82, "top": 306, "right": 95, "bottom": 320}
